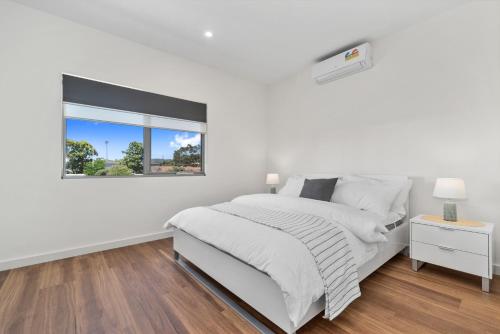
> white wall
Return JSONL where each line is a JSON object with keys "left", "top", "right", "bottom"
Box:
{"left": 2, "top": 0, "right": 500, "bottom": 272}
{"left": 267, "top": 2, "right": 500, "bottom": 263}
{"left": 0, "top": 1, "right": 267, "bottom": 269}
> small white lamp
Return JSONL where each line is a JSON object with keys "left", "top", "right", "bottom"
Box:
{"left": 433, "top": 178, "right": 466, "bottom": 222}
{"left": 266, "top": 173, "right": 280, "bottom": 194}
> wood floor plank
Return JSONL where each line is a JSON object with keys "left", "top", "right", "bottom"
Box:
{"left": 0, "top": 270, "right": 9, "bottom": 291}
{"left": 0, "top": 269, "right": 28, "bottom": 332}
{"left": 30, "top": 283, "right": 76, "bottom": 334}
{"left": 0, "top": 239, "right": 499, "bottom": 334}
{"left": 109, "top": 264, "right": 182, "bottom": 334}
{"left": 70, "top": 255, "right": 112, "bottom": 334}
{"left": 362, "top": 280, "right": 499, "bottom": 333}
{"left": 89, "top": 254, "right": 144, "bottom": 334}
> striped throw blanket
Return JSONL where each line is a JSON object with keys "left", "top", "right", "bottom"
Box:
{"left": 210, "top": 202, "right": 361, "bottom": 320}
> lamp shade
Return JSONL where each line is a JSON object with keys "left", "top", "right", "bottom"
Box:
{"left": 266, "top": 173, "right": 280, "bottom": 185}
{"left": 433, "top": 178, "right": 466, "bottom": 199}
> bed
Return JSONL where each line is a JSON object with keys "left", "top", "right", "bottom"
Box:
{"left": 165, "top": 175, "right": 411, "bottom": 334}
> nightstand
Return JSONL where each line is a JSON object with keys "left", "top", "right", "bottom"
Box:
{"left": 410, "top": 215, "right": 494, "bottom": 292}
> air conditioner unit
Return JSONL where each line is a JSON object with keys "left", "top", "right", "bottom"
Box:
{"left": 311, "top": 43, "right": 373, "bottom": 84}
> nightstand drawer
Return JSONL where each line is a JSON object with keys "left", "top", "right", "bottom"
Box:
{"left": 411, "top": 222, "right": 488, "bottom": 255}
{"left": 411, "top": 241, "right": 489, "bottom": 277}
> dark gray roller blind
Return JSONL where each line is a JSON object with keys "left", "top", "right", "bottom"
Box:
{"left": 63, "top": 74, "right": 207, "bottom": 123}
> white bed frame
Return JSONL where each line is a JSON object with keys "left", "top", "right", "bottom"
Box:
{"left": 173, "top": 206, "right": 410, "bottom": 333}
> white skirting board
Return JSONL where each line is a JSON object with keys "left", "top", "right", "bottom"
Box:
{"left": 495, "top": 264, "right": 500, "bottom": 275}
{"left": 0, "top": 230, "right": 173, "bottom": 271}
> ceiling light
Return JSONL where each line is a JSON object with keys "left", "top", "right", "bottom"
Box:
{"left": 204, "top": 31, "right": 213, "bottom": 38}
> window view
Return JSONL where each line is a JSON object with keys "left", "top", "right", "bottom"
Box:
{"left": 151, "top": 129, "right": 202, "bottom": 174}
{"left": 65, "top": 119, "right": 144, "bottom": 176}
{"left": 64, "top": 110, "right": 204, "bottom": 177}
{"left": 62, "top": 75, "right": 207, "bottom": 178}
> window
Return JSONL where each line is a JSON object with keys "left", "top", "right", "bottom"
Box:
{"left": 62, "top": 75, "right": 206, "bottom": 178}
{"left": 65, "top": 118, "right": 144, "bottom": 176}
{"left": 151, "top": 129, "right": 202, "bottom": 174}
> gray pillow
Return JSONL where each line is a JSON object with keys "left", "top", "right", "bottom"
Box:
{"left": 299, "top": 178, "right": 338, "bottom": 202}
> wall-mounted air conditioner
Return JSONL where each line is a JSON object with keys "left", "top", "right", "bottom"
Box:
{"left": 312, "top": 43, "right": 373, "bottom": 84}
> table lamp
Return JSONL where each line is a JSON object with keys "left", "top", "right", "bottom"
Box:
{"left": 266, "top": 173, "right": 280, "bottom": 194}
{"left": 433, "top": 178, "right": 466, "bottom": 222}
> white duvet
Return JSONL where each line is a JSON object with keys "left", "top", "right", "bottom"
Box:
{"left": 165, "top": 194, "right": 387, "bottom": 326}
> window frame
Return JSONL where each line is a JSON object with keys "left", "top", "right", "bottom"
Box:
{"left": 147, "top": 126, "right": 205, "bottom": 176}
{"left": 61, "top": 106, "right": 206, "bottom": 179}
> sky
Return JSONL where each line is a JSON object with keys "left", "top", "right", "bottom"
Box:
{"left": 152, "top": 128, "right": 200, "bottom": 160}
{"left": 66, "top": 119, "right": 200, "bottom": 161}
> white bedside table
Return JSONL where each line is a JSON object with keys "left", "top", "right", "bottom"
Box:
{"left": 410, "top": 214, "right": 494, "bottom": 292}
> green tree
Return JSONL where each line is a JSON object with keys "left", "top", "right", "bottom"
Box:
{"left": 83, "top": 158, "right": 106, "bottom": 176}
{"left": 94, "top": 169, "right": 108, "bottom": 176}
{"left": 122, "top": 141, "right": 143, "bottom": 174}
{"left": 173, "top": 144, "right": 201, "bottom": 167}
{"left": 66, "top": 139, "right": 98, "bottom": 174}
{"left": 106, "top": 165, "right": 133, "bottom": 176}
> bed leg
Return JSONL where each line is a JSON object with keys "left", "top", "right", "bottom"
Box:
{"left": 174, "top": 250, "right": 180, "bottom": 261}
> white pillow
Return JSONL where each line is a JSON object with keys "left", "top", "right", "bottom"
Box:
{"left": 278, "top": 176, "right": 305, "bottom": 196}
{"left": 390, "top": 179, "right": 413, "bottom": 216}
{"left": 357, "top": 175, "right": 412, "bottom": 216}
{"left": 280, "top": 174, "right": 411, "bottom": 217}
{"left": 332, "top": 176, "right": 402, "bottom": 217}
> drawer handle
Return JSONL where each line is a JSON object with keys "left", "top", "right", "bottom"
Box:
{"left": 438, "top": 245, "right": 456, "bottom": 252}
{"left": 439, "top": 227, "right": 455, "bottom": 231}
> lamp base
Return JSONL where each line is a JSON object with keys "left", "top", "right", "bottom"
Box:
{"left": 270, "top": 187, "right": 277, "bottom": 194}
{"left": 443, "top": 201, "right": 457, "bottom": 222}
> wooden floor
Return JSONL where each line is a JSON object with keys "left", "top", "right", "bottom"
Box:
{"left": 1, "top": 239, "right": 499, "bottom": 334}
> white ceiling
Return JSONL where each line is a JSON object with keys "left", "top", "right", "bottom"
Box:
{"left": 14, "top": 0, "right": 472, "bottom": 84}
